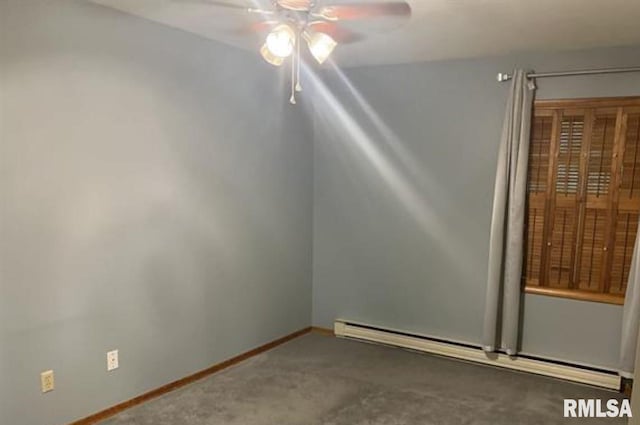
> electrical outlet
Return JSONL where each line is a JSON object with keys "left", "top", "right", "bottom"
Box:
{"left": 41, "top": 370, "right": 54, "bottom": 393}
{"left": 107, "top": 350, "right": 119, "bottom": 371}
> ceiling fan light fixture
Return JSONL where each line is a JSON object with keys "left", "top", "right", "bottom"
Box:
{"left": 303, "top": 30, "right": 337, "bottom": 64}
{"left": 265, "top": 24, "right": 296, "bottom": 58}
{"left": 260, "top": 43, "right": 285, "bottom": 66}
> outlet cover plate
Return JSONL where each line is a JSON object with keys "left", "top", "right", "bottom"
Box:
{"left": 41, "top": 370, "right": 54, "bottom": 393}
{"left": 107, "top": 350, "right": 119, "bottom": 371}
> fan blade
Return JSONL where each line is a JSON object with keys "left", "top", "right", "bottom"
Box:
{"left": 277, "top": 0, "right": 314, "bottom": 11}
{"left": 232, "top": 20, "right": 279, "bottom": 35}
{"left": 252, "top": 20, "right": 280, "bottom": 32}
{"left": 307, "top": 21, "right": 364, "bottom": 44}
{"left": 174, "top": 0, "right": 248, "bottom": 10}
{"left": 316, "top": 2, "right": 411, "bottom": 21}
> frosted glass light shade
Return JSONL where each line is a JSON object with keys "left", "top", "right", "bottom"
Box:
{"left": 305, "top": 31, "right": 337, "bottom": 64}
{"left": 265, "top": 25, "right": 295, "bottom": 58}
{"left": 260, "top": 44, "right": 285, "bottom": 66}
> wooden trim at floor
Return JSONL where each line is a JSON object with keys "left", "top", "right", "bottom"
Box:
{"left": 68, "top": 327, "right": 311, "bottom": 425}
{"left": 310, "top": 326, "right": 334, "bottom": 336}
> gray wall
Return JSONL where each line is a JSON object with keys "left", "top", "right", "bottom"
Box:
{"left": 0, "top": 2, "right": 313, "bottom": 425}
{"left": 311, "top": 45, "right": 640, "bottom": 370}
{"left": 2, "top": 1, "right": 639, "bottom": 423}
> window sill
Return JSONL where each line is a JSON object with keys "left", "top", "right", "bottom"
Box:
{"left": 524, "top": 285, "right": 625, "bottom": 305}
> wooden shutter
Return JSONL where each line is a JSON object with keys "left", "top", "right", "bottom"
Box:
{"left": 611, "top": 109, "right": 640, "bottom": 296}
{"left": 547, "top": 112, "right": 584, "bottom": 289}
{"left": 576, "top": 109, "right": 616, "bottom": 293}
{"left": 523, "top": 98, "right": 640, "bottom": 304}
{"left": 524, "top": 115, "right": 552, "bottom": 287}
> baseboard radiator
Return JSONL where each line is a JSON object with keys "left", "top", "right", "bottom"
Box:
{"left": 334, "top": 320, "right": 621, "bottom": 390}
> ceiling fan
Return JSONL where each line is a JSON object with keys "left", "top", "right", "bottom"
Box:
{"left": 188, "top": 0, "right": 412, "bottom": 103}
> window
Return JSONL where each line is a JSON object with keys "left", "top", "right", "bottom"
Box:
{"left": 524, "top": 97, "right": 640, "bottom": 304}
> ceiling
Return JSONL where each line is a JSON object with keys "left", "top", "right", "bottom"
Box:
{"left": 91, "top": 0, "right": 640, "bottom": 67}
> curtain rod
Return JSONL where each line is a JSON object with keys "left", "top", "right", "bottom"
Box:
{"left": 496, "top": 66, "right": 640, "bottom": 82}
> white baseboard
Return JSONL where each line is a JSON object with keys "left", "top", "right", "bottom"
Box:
{"left": 334, "top": 320, "right": 621, "bottom": 390}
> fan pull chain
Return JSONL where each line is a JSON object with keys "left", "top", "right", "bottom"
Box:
{"left": 295, "top": 32, "right": 302, "bottom": 92}
{"left": 289, "top": 41, "right": 296, "bottom": 104}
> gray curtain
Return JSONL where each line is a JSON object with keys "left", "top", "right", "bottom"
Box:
{"left": 483, "top": 70, "right": 535, "bottom": 355}
{"left": 620, "top": 223, "right": 640, "bottom": 378}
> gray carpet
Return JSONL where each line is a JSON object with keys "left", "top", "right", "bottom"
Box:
{"left": 101, "top": 333, "right": 627, "bottom": 424}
